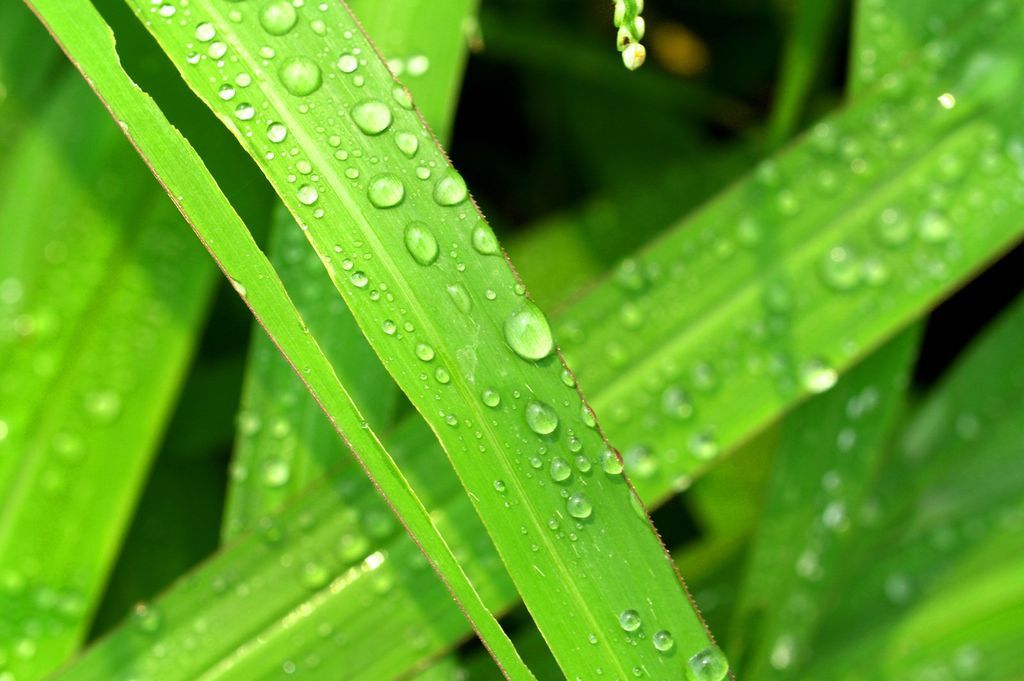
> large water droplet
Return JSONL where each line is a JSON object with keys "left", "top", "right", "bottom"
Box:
{"left": 351, "top": 101, "right": 393, "bottom": 135}
{"left": 600, "top": 448, "right": 624, "bottom": 474}
{"left": 481, "top": 388, "right": 501, "bottom": 408}
{"left": 686, "top": 646, "right": 730, "bottom": 681}
{"left": 259, "top": 2, "right": 297, "bottom": 35}
{"left": 566, "top": 492, "right": 592, "bottom": 519}
{"left": 619, "top": 609, "right": 642, "bottom": 632}
{"left": 297, "top": 185, "right": 319, "bottom": 205}
{"left": 368, "top": 174, "right": 405, "bottom": 208}
{"left": 395, "top": 132, "right": 419, "bottom": 157}
{"left": 195, "top": 22, "right": 216, "bottom": 42}
{"left": 404, "top": 222, "right": 438, "bottom": 265}
{"left": 447, "top": 283, "right": 472, "bottom": 313}
{"left": 267, "top": 121, "right": 288, "bottom": 143}
{"left": 549, "top": 457, "right": 572, "bottom": 482}
{"left": 504, "top": 302, "right": 554, "bottom": 361}
{"left": 433, "top": 170, "right": 468, "bottom": 206}
{"left": 525, "top": 400, "right": 559, "bottom": 435}
{"left": 471, "top": 223, "right": 501, "bottom": 256}
{"left": 279, "top": 57, "right": 322, "bottom": 96}
{"left": 653, "top": 630, "right": 675, "bottom": 652}
{"left": 801, "top": 358, "right": 838, "bottom": 394}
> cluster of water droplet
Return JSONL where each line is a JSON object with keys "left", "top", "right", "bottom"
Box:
{"left": 613, "top": 0, "right": 647, "bottom": 70}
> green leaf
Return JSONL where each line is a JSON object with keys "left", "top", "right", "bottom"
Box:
{"left": 108, "top": 0, "right": 714, "bottom": 677}
{"left": 804, "top": 291, "right": 1024, "bottom": 680}
{"left": 25, "top": 0, "right": 531, "bottom": 677}
{"left": 731, "top": 329, "right": 920, "bottom": 678}
{"left": 223, "top": 0, "right": 477, "bottom": 539}
{"left": 0, "top": 67, "right": 214, "bottom": 679}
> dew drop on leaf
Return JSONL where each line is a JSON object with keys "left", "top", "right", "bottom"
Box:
{"left": 259, "top": 2, "right": 297, "bottom": 36}
{"left": 653, "top": 630, "right": 675, "bottom": 652}
{"left": 279, "top": 57, "right": 323, "bottom": 96}
{"left": 504, "top": 301, "right": 554, "bottom": 361}
{"left": 368, "top": 174, "right": 405, "bottom": 208}
{"left": 800, "top": 358, "right": 838, "bottom": 394}
{"left": 471, "top": 223, "right": 501, "bottom": 256}
{"left": 566, "top": 492, "right": 592, "bottom": 519}
{"left": 433, "top": 170, "right": 468, "bottom": 206}
{"left": 481, "top": 388, "right": 501, "bottom": 408}
{"left": 351, "top": 101, "right": 393, "bottom": 135}
{"left": 618, "top": 609, "right": 641, "bottom": 632}
{"left": 525, "top": 399, "right": 559, "bottom": 435}
{"left": 685, "top": 645, "right": 730, "bottom": 681}
{"left": 403, "top": 222, "right": 439, "bottom": 265}
{"left": 297, "top": 185, "right": 319, "bottom": 205}
{"left": 267, "top": 121, "right": 288, "bottom": 143}
{"left": 549, "top": 457, "right": 572, "bottom": 482}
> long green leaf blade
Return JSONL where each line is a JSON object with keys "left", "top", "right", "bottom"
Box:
{"left": 23, "top": 0, "right": 532, "bottom": 677}
{"left": 113, "top": 1, "right": 714, "bottom": 677}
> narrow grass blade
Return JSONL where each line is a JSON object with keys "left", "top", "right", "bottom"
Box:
{"left": 23, "top": 0, "right": 532, "bottom": 677}
{"left": 0, "top": 70, "right": 215, "bottom": 678}
{"left": 802, "top": 291, "right": 1024, "bottom": 679}
{"left": 112, "top": 1, "right": 716, "bottom": 677}
{"left": 224, "top": 0, "right": 477, "bottom": 539}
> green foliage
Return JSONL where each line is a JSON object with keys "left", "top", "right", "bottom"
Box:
{"left": 3, "top": 0, "right": 1023, "bottom": 680}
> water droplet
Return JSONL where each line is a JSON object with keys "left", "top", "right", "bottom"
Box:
{"left": 481, "top": 388, "right": 501, "bottom": 408}
{"left": 821, "top": 245, "right": 862, "bottom": 291}
{"left": 801, "top": 358, "right": 838, "bottom": 393}
{"left": 266, "top": 121, "right": 288, "bottom": 143}
{"left": 259, "top": 2, "right": 297, "bottom": 35}
{"left": 403, "top": 222, "right": 439, "bottom": 265}
{"left": 575, "top": 454, "right": 592, "bottom": 473}
{"left": 918, "top": 211, "right": 953, "bottom": 243}
{"left": 566, "top": 492, "right": 592, "bottom": 519}
{"left": 525, "top": 400, "right": 559, "bottom": 435}
{"left": 504, "top": 302, "right": 554, "bottom": 361}
{"left": 263, "top": 458, "right": 290, "bottom": 487}
{"left": 395, "top": 132, "right": 419, "bottom": 157}
{"left": 653, "top": 630, "right": 674, "bottom": 652}
{"left": 195, "top": 22, "right": 216, "bottom": 42}
{"left": 351, "top": 101, "right": 392, "bottom": 135}
{"left": 619, "top": 609, "right": 642, "bottom": 632}
{"left": 85, "top": 390, "right": 122, "bottom": 422}
{"left": 415, "top": 343, "right": 435, "bottom": 361}
{"left": 350, "top": 271, "right": 369, "bottom": 288}
{"left": 392, "top": 86, "right": 414, "bottom": 109}
{"left": 338, "top": 54, "right": 359, "bottom": 73}
{"left": 686, "top": 646, "right": 730, "bottom": 681}
{"left": 368, "top": 174, "right": 405, "bottom": 208}
{"left": 382, "top": 320, "right": 397, "bottom": 335}
{"left": 549, "top": 457, "right": 572, "bottom": 482}
{"left": 297, "top": 185, "right": 319, "bottom": 205}
{"left": 433, "top": 170, "right": 468, "bottom": 206}
{"left": 434, "top": 367, "right": 451, "bottom": 384}
{"left": 132, "top": 603, "right": 162, "bottom": 634}
{"left": 661, "top": 386, "right": 693, "bottom": 420}
{"left": 471, "top": 223, "right": 500, "bottom": 255}
{"left": 279, "top": 57, "right": 322, "bottom": 96}
{"left": 600, "top": 448, "right": 624, "bottom": 474}
{"left": 446, "top": 283, "right": 472, "bottom": 313}
{"left": 218, "top": 84, "right": 236, "bottom": 101}
{"left": 235, "top": 103, "right": 256, "bottom": 121}
{"left": 493, "top": 479, "right": 506, "bottom": 493}
{"left": 689, "top": 429, "right": 719, "bottom": 460}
